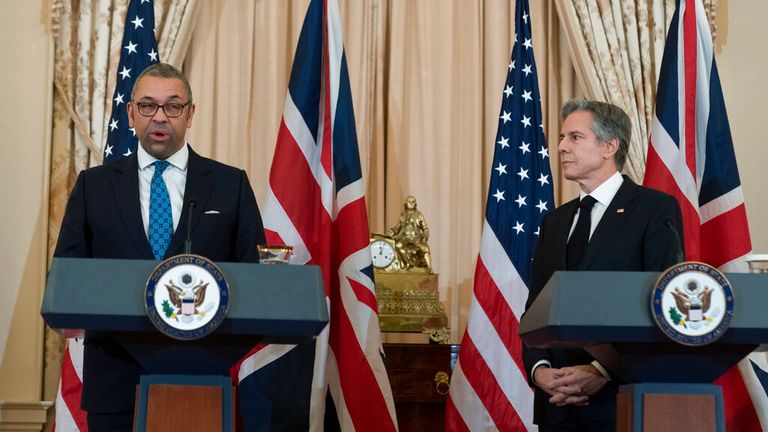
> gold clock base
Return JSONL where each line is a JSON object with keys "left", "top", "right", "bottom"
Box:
{"left": 374, "top": 272, "right": 448, "bottom": 333}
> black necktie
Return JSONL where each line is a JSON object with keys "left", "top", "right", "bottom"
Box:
{"left": 566, "top": 195, "right": 597, "bottom": 270}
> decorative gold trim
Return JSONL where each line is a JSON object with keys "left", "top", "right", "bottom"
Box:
{"left": 0, "top": 401, "right": 53, "bottom": 432}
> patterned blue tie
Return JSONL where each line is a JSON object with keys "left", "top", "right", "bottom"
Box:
{"left": 149, "top": 160, "right": 173, "bottom": 260}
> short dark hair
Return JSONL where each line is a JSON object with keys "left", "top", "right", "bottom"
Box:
{"left": 132, "top": 63, "right": 193, "bottom": 103}
{"left": 561, "top": 99, "right": 631, "bottom": 171}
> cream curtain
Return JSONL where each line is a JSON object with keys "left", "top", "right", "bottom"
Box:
{"left": 45, "top": 1, "right": 198, "bottom": 428}
{"left": 182, "top": 0, "right": 577, "bottom": 342}
{"left": 554, "top": 0, "right": 676, "bottom": 182}
{"left": 554, "top": 0, "right": 719, "bottom": 182}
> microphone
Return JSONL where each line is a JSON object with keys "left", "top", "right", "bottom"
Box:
{"left": 184, "top": 201, "right": 196, "bottom": 254}
{"left": 665, "top": 218, "right": 684, "bottom": 264}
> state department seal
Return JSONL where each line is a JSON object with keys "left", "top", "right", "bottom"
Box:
{"left": 145, "top": 254, "right": 229, "bottom": 340}
{"left": 651, "top": 262, "right": 734, "bottom": 346}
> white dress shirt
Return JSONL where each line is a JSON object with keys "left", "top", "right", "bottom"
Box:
{"left": 137, "top": 144, "right": 189, "bottom": 238}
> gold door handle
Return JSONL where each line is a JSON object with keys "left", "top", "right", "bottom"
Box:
{"left": 434, "top": 371, "right": 450, "bottom": 395}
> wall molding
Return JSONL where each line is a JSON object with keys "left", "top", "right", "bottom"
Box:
{"left": 0, "top": 401, "right": 53, "bottom": 432}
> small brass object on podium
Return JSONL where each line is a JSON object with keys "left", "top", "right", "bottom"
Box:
{"left": 371, "top": 196, "right": 448, "bottom": 335}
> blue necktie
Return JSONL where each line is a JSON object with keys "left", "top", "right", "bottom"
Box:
{"left": 149, "top": 160, "right": 173, "bottom": 260}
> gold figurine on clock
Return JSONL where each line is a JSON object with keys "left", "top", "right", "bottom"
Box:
{"left": 371, "top": 195, "right": 433, "bottom": 273}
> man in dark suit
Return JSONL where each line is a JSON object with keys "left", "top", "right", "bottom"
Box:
{"left": 522, "top": 99, "right": 683, "bottom": 431}
{"left": 54, "top": 63, "right": 265, "bottom": 431}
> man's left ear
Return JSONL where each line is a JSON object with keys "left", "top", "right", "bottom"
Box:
{"left": 186, "top": 103, "right": 195, "bottom": 128}
{"left": 604, "top": 138, "right": 619, "bottom": 159}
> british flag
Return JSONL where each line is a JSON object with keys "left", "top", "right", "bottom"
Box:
{"left": 54, "top": 1, "right": 158, "bottom": 430}
{"left": 445, "top": 0, "right": 553, "bottom": 430}
{"left": 235, "top": 0, "right": 398, "bottom": 430}
{"left": 644, "top": 0, "right": 768, "bottom": 430}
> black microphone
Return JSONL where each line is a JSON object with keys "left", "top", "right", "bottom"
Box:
{"left": 184, "top": 201, "right": 196, "bottom": 254}
{"left": 665, "top": 218, "right": 684, "bottom": 264}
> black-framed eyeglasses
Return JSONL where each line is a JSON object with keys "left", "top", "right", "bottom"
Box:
{"left": 133, "top": 101, "right": 191, "bottom": 118}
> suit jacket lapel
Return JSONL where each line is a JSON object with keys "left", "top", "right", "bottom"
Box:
{"left": 167, "top": 147, "right": 213, "bottom": 255}
{"left": 111, "top": 154, "right": 155, "bottom": 259}
{"left": 580, "top": 177, "right": 639, "bottom": 269}
{"left": 554, "top": 198, "right": 579, "bottom": 269}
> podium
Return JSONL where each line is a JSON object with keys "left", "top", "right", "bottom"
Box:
{"left": 519, "top": 270, "right": 768, "bottom": 431}
{"left": 42, "top": 257, "right": 328, "bottom": 431}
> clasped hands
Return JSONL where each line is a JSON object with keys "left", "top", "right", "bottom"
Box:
{"left": 533, "top": 364, "right": 608, "bottom": 407}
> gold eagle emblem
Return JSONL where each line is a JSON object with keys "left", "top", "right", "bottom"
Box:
{"left": 165, "top": 280, "right": 209, "bottom": 314}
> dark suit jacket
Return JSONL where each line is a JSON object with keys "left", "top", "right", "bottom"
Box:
{"left": 53, "top": 146, "right": 266, "bottom": 412}
{"left": 522, "top": 176, "right": 683, "bottom": 426}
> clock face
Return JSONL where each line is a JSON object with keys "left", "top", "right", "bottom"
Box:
{"left": 371, "top": 240, "right": 396, "bottom": 268}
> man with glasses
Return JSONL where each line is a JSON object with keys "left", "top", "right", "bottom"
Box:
{"left": 54, "top": 63, "right": 265, "bottom": 431}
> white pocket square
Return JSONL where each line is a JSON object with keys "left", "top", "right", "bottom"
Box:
{"left": 204, "top": 210, "right": 220, "bottom": 214}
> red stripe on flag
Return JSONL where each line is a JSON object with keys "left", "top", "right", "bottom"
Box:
{"left": 264, "top": 229, "right": 286, "bottom": 246}
{"left": 328, "top": 281, "right": 396, "bottom": 431}
{"left": 320, "top": 0, "right": 333, "bottom": 178}
{"left": 715, "top": 365, "right": 761, "bottom": 431}
{"left": 473, "top": 259, "right": 526, "bottom": 374}
{"left": 683, "top": 1, "right": 697, "bottom": 178}
{"left": 445, "top": 396, "right": 470, "bottom": 432}
{"left": 60, "top": 347, "right": 88, "bottom": 431}
{"left": 458, "top": 337, "right": 527, "bottom": 430}
{"left": 700, "top": 204, "right": 752, "bottom": 268}
{"left": 346, "top": 276, "right": 378, "bottom": 313}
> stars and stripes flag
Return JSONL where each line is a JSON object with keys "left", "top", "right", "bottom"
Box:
{"left": 644, "top": 0, "right": 768, "bottom": 430}
{"left": 103, "top": 0, "right": 159, "bottom": 163}
{"left": 54, "top": 1, "right": 158, "bottom": 430}
{"left": 235, "top": 0, "right": 398, "bottom": 430}
{"left": 445, "top": 0, "right": 553, "bottom": 429}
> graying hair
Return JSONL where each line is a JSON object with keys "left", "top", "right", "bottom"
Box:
{"left": 132, "top": 63, "right": 193, "bottom": 103}
{"left": 561, "top": 99, "right": 630, "bottom": 171}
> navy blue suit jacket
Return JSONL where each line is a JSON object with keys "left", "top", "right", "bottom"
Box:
{"left": 522, "top": 177, "right": 683, "bottom": 426}
{"left": 53, "top": 146, "right": 266, "bottom": 412}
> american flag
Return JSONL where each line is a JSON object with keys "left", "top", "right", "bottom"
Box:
{"left": 644, "top": 0, "right": 767, "bottom": 430}
{"left": 445, "top": 0, "right": 553, "bottom": 429}
{"left": 103, "top": 0, "right": 159, "bottom": 163}
{"left": 235, "top": 0, "right": 398, "bottom": 430}
{"left": 54, "top": 1, "right": 158, "bottom": 430}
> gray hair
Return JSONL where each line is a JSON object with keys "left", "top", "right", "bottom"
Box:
{"left": 561, "top": 99, "right": 631, "bottom": 171}
{"left": 132, "top": 63, "right": 193, "bottom": 103}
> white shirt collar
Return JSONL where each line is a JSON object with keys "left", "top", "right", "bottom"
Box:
{"left": 137, "top": 143, "right": 189, "bottom": 171}
{"left": 579, "top": 171, "right": 624, "bottom": 206}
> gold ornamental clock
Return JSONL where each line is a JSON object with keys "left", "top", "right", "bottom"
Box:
{"left": 369, "top": 196, "right": 447, "bottom": 336}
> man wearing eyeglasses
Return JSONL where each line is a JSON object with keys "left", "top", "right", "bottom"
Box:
{"left": 54, "top": 63, "right": 266, "bottom": 431}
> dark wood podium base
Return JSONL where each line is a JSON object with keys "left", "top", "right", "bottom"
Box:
{"left": 617, "top": 383, "right": 723, "bottom": 432}
{"left": 134, "top": 375, "right": 234, "bottom": 432}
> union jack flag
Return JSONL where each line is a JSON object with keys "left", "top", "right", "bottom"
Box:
{"left": 644, "top": 0, "right": 767, "bottom": 430}
{"left": 235, "top": 0, "right": 398, "bottom": 430}
{"left": 54, "top": 1, "right": 158, "bottom": 430}
{"left": 445, "top": 0, "right": 553, "bottom": 429}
